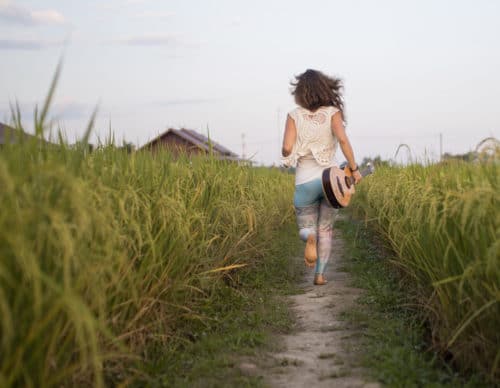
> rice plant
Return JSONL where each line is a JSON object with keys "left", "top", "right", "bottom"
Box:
{"left": 353, "top": 160, "right": 499, "bottom": 383}
{"left": 0, "top": 133, "right": 295, "bottom": 386}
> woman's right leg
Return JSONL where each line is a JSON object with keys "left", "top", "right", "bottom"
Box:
{"left": 295, "top": 204, "right": 319, "bottom": 266}
{"left": 294, "top": 179, "right": 322, "bottom": 266}
{"left": 295, "top": 205, "right": 319, "bottom": 242}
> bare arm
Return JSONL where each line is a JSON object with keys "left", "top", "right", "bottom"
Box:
{"left": 282, "top": 114, "right": 296, "bottom": 157}
{"left": 331, "top": 112, "right": 362, "bottom": 183}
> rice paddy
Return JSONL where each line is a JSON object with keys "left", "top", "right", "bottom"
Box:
{"left": 352, "top": 160, "right": 499, "bottom": 383}
{"left": 0, "top": 136, "right": 296, "bottom": 386}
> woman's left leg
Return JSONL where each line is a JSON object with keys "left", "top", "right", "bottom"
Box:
{"left": 314, "top": 199, "right": 338, "bottom": 275}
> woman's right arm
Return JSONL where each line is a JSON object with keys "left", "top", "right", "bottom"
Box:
{"left": 331, "top": 112, "right": 362, "bottom": 183}
{"left": 282, "top": 114, "right": 296, "bottom": 157}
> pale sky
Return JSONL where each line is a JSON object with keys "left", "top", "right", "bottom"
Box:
{"left": 1, "top": 0, "right": 499, "bottom": 165}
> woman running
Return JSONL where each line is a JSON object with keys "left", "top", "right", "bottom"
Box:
{"left": 282, "top": 69, "right": 362, "bottom": 285}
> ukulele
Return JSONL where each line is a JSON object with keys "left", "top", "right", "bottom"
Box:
{"left": 321, "top": 162, "right": 374, "bottom": 208}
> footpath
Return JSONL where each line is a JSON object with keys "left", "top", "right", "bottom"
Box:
{"left": 242, "top": 231, "right": 381, "bottom": 388}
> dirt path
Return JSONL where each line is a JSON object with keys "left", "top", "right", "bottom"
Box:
{"left": 243, "top": 233, "right": 381, "bottom": 387}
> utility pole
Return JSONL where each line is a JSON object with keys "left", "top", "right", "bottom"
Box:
{"left": 439, "top": 133, "right": 443, "bottom": 161}
{"left": 241, "top": 132, "right": 246, "bottom": 160}
{"left": 277, "top": 108, "right": 281, "bottom": 164}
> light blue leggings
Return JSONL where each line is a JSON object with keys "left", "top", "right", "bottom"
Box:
{"left": 294, "top": 178, "right": 338, "bottom": 274}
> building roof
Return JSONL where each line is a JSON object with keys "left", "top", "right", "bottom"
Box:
{"left": 1, "top": 123, "right": 14, "bottom": 144}
{"left": 0, "top": 122, "right": 31, "bottom": 144}
{"left": 0, "top": 122, "right": 54, "bottom": 145}
{"left": 142, "top": 127, "right": 240, "bottom": 158}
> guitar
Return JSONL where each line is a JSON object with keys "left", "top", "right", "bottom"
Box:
{"left": 321, "top": 162, "right": 374, "bottom": 208}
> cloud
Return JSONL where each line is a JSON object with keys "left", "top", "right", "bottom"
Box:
{"left": 96, "top": 2, "right": 174, "bottom": 19}
{"left": 31, "top": 10, "right": 65, "bottom": 24}
{"left": 0, "top": 99, "right": 95, "bottom": 126}
{"left": 112, "top": 34, "right": 178, "bottom": 46}
{"left": 0, "top": 38, "right": 63, "bottom": 50}
{"left": 0, "top": 0, "right": 66, "bottom": 26}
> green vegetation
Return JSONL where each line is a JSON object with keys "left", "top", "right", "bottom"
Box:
{"left": 337, "top": 216, "right": 489, "bottom": 387}
{"left": 0, "top": 133, "right": 298, "bottom": 386}
{"left": 349, "top": 161, "right": 499, "bottom": 384}
{"left": 141, "top": 221, "right": 302, "bottom": 387}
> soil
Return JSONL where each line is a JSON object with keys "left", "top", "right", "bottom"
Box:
{"left": 240, "top": 234, "right": 381, "bottom": 388}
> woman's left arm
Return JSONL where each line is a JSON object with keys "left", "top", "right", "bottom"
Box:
{"left": 331, "top": 112, "right": 362, "bottom": 183}
{"left": 282, "top": 114, "right": 296, "bottom": 157}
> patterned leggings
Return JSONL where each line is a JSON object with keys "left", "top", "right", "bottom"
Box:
{"left": 294, "top": 178, "right": 338, "bottom": 274}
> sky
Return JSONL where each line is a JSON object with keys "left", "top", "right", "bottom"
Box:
{"left": 1, "top": 0, "right": 499, "bottom": 165}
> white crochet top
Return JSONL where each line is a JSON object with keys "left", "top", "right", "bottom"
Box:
{"left": 282, "top": 106, "right": 340, "bottom": 184}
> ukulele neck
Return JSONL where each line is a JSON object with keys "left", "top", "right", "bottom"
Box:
{"left": 346, "top": 164, "right": 374, "bottom": 185}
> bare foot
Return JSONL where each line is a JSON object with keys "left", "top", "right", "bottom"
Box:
{"left": 313, "top": 273, "right": 327, "bottom": 285}
{"left": 304, "top": 234, "right": 317, "bottom": 267}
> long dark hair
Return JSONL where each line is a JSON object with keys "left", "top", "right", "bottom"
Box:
{"left": 291, "top": 69, "right": 345, "bottom": 120}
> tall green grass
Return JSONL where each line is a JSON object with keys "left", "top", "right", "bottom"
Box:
{"left": 353, "top": 161, "right": 499, "bottom": 383}
{"left": 0, "top": 138, "right": 295, "bottom": 386}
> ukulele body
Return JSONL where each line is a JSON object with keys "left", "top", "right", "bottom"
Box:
{"left": 321, "top": 166, "right": 356, "bottom": 208}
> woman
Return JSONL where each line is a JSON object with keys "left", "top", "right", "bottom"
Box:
{"left": 282, "top": 69, "right": 362, "bottom": 285}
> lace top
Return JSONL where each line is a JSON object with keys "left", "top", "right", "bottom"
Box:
{"left": 282, "top": 106, "right": 339, "bottom": 168}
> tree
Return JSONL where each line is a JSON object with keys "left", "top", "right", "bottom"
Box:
{"left": 360, "top": 155, "right": 390, "bottom": 168}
